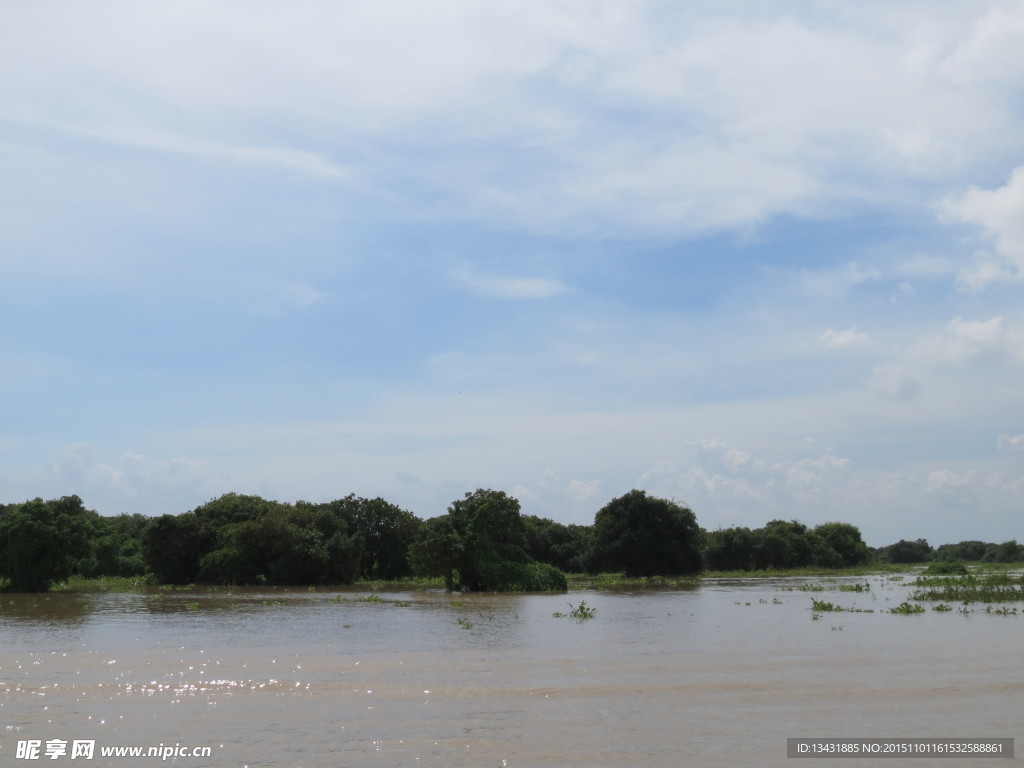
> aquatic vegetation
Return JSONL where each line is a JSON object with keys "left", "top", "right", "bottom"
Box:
{"left": 51, "top": 575, "right": 156, "bottom": 592}
{"left": 185, "top": 601, "right": 200, "bottom": 610}
{"left": 932, "top": 603, "right": 953, "bottom": 612}
{"left": 908, "top": 572, "right": 1024, "bottom": 603}
{"left": 554, "top": 600, "right": 597, "bottom": 620}
{"left": 570, "top": 601, "right": 596, "bottom": 619}
{"left": 456, "top": 617, "right": 474, "bottom": 629}
{"left": 924, "top": 560, "right": 968, "bottom": 575}
{"left": 355, "top": 594, "right": 383, "bottom": 603}
{"left": 889, "top": 602, "right": 925, "bottom": 614}
{"left": 809, "top": 598, "right": 872, "bottom": 614}
{"left": 837, "top": 582, "right": 870, "bottom": 592}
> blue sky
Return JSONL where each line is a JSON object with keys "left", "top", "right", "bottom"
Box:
{"left": 2, "top": 1, "right": 1023, "bottom": 547}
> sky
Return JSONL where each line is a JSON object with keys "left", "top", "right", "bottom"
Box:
{"left": 2, "top": 1, "right": 1023, "bottom": 547}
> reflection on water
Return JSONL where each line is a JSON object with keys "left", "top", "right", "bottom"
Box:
{"left": 1, "top": 576, "right": 1021, "bottom": 767}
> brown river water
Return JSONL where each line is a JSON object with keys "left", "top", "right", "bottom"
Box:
{"left": 1, "top": 575, "right": 1021, "bottom": 767}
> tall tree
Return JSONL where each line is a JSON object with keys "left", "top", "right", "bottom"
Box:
{"left": 408, "top": 489, "right": 566, "bottom": 591}
{"left": 587, "top": 490, "right": 703, "bottom": 576}
{"left": 0, "top": 496, "right": 98, "bottom": 592}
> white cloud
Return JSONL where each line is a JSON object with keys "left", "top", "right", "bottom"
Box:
{"left": 998, "top": 434, "right": 1024, "bottom": 453}
{"left": 795, "top": 263, "right": 881, "bottom": 299}
{"left": 820, "top": 326, "right": 870, "bottom": 350}
{"left": 3, "top": 3, "right": 1023, "bottom": 235}
{"left": 870, "top": 315, "right": 1024, "bottom": 398}
{"left": 943, "top": 165, "right": 1024, "bottom": 287}
{"left": 38, "top": 443, "right": 209, "bottom": 515}
{"left": 450, "top": 265, "right": 570, "bottom": 299}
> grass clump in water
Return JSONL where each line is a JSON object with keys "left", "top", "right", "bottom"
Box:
{"left": 908, "top": 572, "right": 1024, "bottom": 603}
{"left": 924, "top": 560, "right": 969, "bottom": 576}
{"left": 810, "top": 599, "right": 839, "bottom": 612}
{"left": 554, "top": 600, "right": 597, "bottom": 620}
{"left": 889, "top": 602, "right": 925, "bottom": 614}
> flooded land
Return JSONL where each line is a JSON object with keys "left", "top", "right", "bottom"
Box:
{"left": 1, "top": 574, "right": 1021, "bottom": 767}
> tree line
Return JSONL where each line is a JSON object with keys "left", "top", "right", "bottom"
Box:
{"left": 0, "top": 489, "right": 1017, "bottom": 592}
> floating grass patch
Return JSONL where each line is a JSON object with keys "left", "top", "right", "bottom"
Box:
{"left": 908, "top": 572, "right": 1024, "bottom": 603}
{"left": 185, "top": 602, "right": 200, "bottom": 611}
{"left": 355, "top": 594, "right": 384, "bottom": 603}
{"left": 932, "top": 603, "right": 953, "bottom": 612}
{"left": 889, "top": 602, "right": 925, "bottom": 614}
{"left": 809, "top": 598, "right": 873, "bottom": 614}
{"left": 554, "top": 600, "right": 597, "bottom": 620}
{"left": 456, "top": 617, "right": 473, "bottom": 629}
{"left": 984, "top": 605, "right": 1018, "bottom": 615}
{"left": 838, "top": 582, "right": 870, "bottom": 592}
{"left": 51, "top": 575, "right": 156, "bottom": 592}
{"left": 924, "top": 560, "right": 969, "bottom": 575}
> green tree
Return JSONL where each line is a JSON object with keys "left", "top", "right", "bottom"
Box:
{"left": 521, "top": 515, "right": 591, "bottom": 573}
{"left": 981, "top": 539, "right": 1023, "bottom": 563}
{"left": 881, "top": 538, "right": 933, "bottom": 564}
{"left": 704, "top": 526, "right": 758, "bottom": 571}
{"left": 0, "top": 496, "right": 98, "bottom": 591}
{"left": 143, "top": 512, "right": 212, "bottom": 584}
{"left": 77, "top": 513, "right": 150, "bottom": 578}
{"left": 587, "top": 490, "right": 703, "bottom": 576}
{"left": 813, "top": 522, "right": 870, "bottom": 567}
{"left": 199, "top": 502, "right": 361, "bottom": 585}
{"left": 323, "top": 495, "right": 422, "bottom": 580}
{"left": 143, "top": 493, "right": 284, "bottom": 583}
{"left": 408, "top": 489, "right": 566, "bottom": 591}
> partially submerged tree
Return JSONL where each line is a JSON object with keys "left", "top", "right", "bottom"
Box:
{"left": 0, "top": 496, "right": 98, "bottom": 591}
{"left": 587, "top": 490, "right": 703, "bottom": 576}
{"left": 408, "top": 489, "right": 566, "bottom": 591}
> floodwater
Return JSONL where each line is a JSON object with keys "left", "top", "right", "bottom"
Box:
{"left": 1, "top": 575, "right": 1021, "bottom": 767}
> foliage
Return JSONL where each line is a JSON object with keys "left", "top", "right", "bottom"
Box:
{"left": 879, "top": 538, "right": 933, "bottom": 564}
{"left": 319, "top": 495, "right": 421, "bottom": 580}
{"left": 889, "top": 601, "right": 926, "bottom": 614}
{"left": 924, "top": 559, "right": 968, "bottom": 575}
{"left": 704, "top": 520, "right": 869, "bottom": 571}
{"left": 76, "top": 513, "right": 150, "bottom": 578}
{"left": 813, "top": 522, "right": 870, "bottom": 567}
{"left": 587, "top": 490, "right": 703, "bottom": 577}
{"left": 0, "top": 496, "right": 99, "bottom": 592}
{"left": 981, "top": 540, "right": 1024, "bottom": 563}
{"left": 521, "top": 515, "right": 592, "bottom": 573}
{"left": 908, "top": 572, "right": 1024, "bottom": 603}
{"left": 408, "top": 489, "right": 567, "bottom": 591}
{"left": 144, "top": 493, "right": 363, "bottom": 586}
{"left": 932, "top": 539, "right": 1024, "bottom": 563}
{"left": 198, "top": 502, "right": 361, "bottom": 586}
{"left": 704, "top": 526, "right": 758, "bottom": 571}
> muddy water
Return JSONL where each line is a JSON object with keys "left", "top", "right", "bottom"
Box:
{"left": 1, "top": 576, "right": 1021, "bottom": 767}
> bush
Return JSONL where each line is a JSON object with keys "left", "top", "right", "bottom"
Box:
{"left": 924, "top": 559, "right": 968, "bottom": 575}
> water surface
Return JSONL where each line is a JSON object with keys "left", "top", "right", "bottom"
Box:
{"left": 1, "top": 575, "right": 1020, "bottom": 767}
